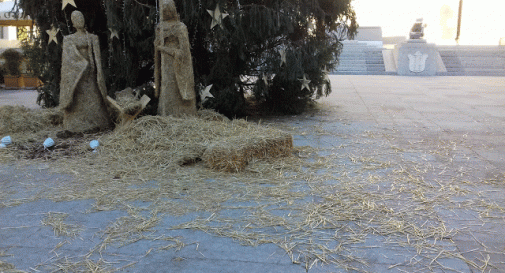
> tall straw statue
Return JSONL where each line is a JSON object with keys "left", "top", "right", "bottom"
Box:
{"left": 154, "top": 0, "right": 196, "bottom": 116}
{"left": 60, "top": 10, "right": 112, "bottom": 132}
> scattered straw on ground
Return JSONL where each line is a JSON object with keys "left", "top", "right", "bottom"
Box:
{"left": 1, "top": 105, "right": 505, "bottom": 272}
{"left": 41, "top": 212, "right": 82, "bottom": 237}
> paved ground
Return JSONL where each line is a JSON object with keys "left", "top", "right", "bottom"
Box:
{"left": 1, "top": 76, "right": 505, "bottom": 272}
{"left": 0, "top": 89, "right": 40, "bottom": 109}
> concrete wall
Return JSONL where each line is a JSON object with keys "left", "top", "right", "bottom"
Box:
{"left": 354, "top": 26, "right": 383, "bottom": 41}
{"left": 347, "top": 26, "right": 383, "bottom": 47}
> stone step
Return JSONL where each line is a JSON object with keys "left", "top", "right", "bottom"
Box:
{"left": 366, "top": 61, "right": 385, "bottom": 65}
{"left": 336, "top": 64, "right": 367, "bottom": 68}
{"left": 459, "top": 57, "right": 505, "bottom": 69}
{"left": 366, "top": 64, "right": 386, "bottom": 70}
{"left": 338, "top": 60, "right": 367, "bottom": 64}
{"left": 333, "top": 71, "right": 395, "bottom": 75}
{"left": 339, "top": 54, "right": 367, "bottom": 56}
{"left": 339, "top": 53, "right": 367, "bottom": 57}
{"left": 465, "top": 69, "right": 505, "bottom": 76}
{"left": 336, "top": 43, "right": 386, "bottom": 74}
{"left": 439, "top": 51, "right": 465, "bottom": 74}
{"left": 436, "top": 71, "right": 466, "bottom": 76}
{"left": 339, "top": 59, "right": 367, "bottom": 62}
{"left": 336, "top": 67, "right": 367, "bottom": 72}
{"left": 365, "top": 57, "right": 385, "bottom": 62}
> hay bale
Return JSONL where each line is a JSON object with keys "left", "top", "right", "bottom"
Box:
{"left": 0, "top": 105, "right": 62, "bottom": 134}
{"left": 202, "top": 132, "right": 293, "bottom": 172}
{"left": 197, "top": 109, "right": 229, "bottom": 122}
{"left": 99, "top": 112, "right": 293, "bottom": 173}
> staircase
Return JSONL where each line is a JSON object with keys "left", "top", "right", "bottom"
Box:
{"left": 334, "top": 41, "right": 389, "bottom": 75}
{"left": 438, "top": 46, "right": 505, "bottom": 76}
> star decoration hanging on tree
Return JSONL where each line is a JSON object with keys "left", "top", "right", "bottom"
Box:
{"left": 279, "top": 49, "right": 287, "bottom": 66}
{"left": 299, "top": 74, "right": 311, "bottom": 91}
{"left": 200, "top": 84, "right": 214, "bottom": 103}
{"left": 321, "top": 66, "right": 330, "bottom": 80}
{"left": 109, "top": 28, "right": 119, "bottom": 40}
{"left": 62, "top": 0, "right": 77, "bottom": 10}
{"left": 262, "top": 74, "right": 269, "bottom": 86}
{"left": 308, "top": 21, "right": 315, "bottom": 31}
{"left": 46, "top": 27, "right": 59, "bottom": 45}
{"left": 207, "top": 4, "right": 228, "bottom": 29}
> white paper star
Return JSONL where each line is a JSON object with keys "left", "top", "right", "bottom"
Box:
{"left": 46, "top": 27, "right": 59, "bottom": 45}
{"left": 262, "top": 74, "right": 269, "bottom": 86}
{"left": 308, "top": 21, "right": 315, "bottom": 31}
{"left": 279, "top": 49, "right": 287, "bottom": 67}
{"left": 201, "top": 84, "right": 214, "bottom": 102}
{"left": 207, "top": 4, "right": 228, "bottom": 29}
{"left": 62, "top": 0, "right": 77, "bottom": 10}
{"left": 321, "top": 66, "right": 330, "bottom": 80}
{"left": 299, "top": 74, "right": 311, "bottom": 91}
{"left": 109, "top": 28, "right": 119, "bottom": 40}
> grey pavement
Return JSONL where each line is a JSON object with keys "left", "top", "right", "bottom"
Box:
{"left": 1, "top": 76, "right": 505, "bottom": 272}
{"left": 0, "top": 89, "right": 40, "bottom": 109}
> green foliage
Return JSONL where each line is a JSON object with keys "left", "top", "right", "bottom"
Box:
{"left": 14, "top": 0, "right": 357, "bottom": 115}
{"left": 0, "top": 65, "right": 6, "bottom": 84}
{"left": 20, "top": 28, "right": 61, "bottom": 107}
{"left": 14, "top": 0, "right": 156, "bottom": 107}
{"left": 181, "top": 0, "right": 357, "bottom": 115}
{"left": 1, "top": 48, "right": 23, "bottom": 76}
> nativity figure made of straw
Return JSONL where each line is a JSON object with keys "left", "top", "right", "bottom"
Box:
{"left": 60, "top": 10, "right": 112, "bottom": 133}
{"left": 155, "top": 0, "right": 197, "bottom": 117}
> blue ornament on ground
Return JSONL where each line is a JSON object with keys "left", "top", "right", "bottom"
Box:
{"left": 43, "top": 138, "right": 55, "bottom": 149}
{"left": 1, "top": 136, "right": 12, "bottom": 146}
{"left": 0, "top": 143, "right": 6, "bottom": 148}
{"left": 90, "top": 140, "right": 99, "bottom": 150}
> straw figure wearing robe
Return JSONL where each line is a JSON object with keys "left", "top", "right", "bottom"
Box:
{"left": 60, "top": 11, "right": 112, "bottom": 132}
{"left": 154, "top": 0, "right": 197, "bottom": 116}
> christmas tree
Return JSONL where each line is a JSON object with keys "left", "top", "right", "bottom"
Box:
{"left": 15, "top": 0, "right": 357, "bottom": 116}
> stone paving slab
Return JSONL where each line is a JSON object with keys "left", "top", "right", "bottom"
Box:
{"left": 1, "top": 76, "right": 505, "bottom": 272}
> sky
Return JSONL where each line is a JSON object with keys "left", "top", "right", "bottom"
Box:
{"left": 1, "top": 0, "right": 503, "bottom": 45}
{"left": 352, "top": 0, "right": 505, "bottom": 45}
{"left": 0, "top": 1, "right": 14, "bottom": 11}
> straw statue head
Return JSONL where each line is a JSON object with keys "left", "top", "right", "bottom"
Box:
{"left": 161, "top": 0, "right": 179, "bottom": 22}
{"left": 71, "top": 10, "right": 85, "bottom": 30}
